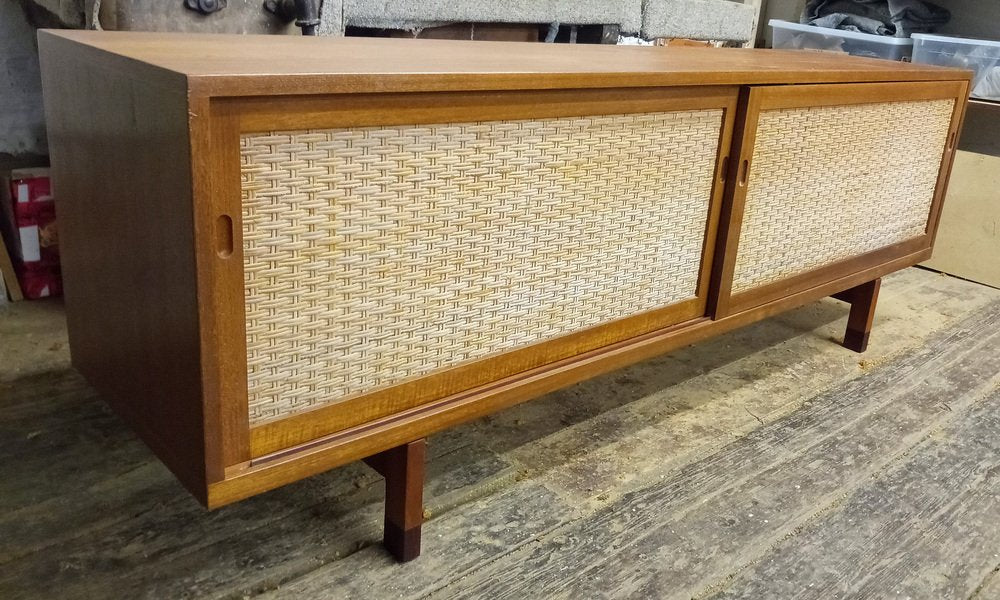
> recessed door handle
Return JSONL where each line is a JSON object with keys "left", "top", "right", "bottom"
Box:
{"left": 216, "top": 214, "right": 234, "bottom": 258}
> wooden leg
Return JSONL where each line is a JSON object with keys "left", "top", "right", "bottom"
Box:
{"left": 832, "top": 278, "right": 881, "bottom": 353}
{"left": 363, "top": 439, "right": 426, "bottom": 562}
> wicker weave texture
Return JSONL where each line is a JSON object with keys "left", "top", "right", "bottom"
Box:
{"left": 731, "top": 98, "right": 954, "bottom": 294}
{"left": 240, "top": 110, "right": 722, "bottom": 424}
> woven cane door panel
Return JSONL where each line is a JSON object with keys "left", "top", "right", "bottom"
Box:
{"left": 731, "top": 98, "right": 954, "bottom": 294}
{"left": 240, "top": 110, "right": 723, "bottom": 424}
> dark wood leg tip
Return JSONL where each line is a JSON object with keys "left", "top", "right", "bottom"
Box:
{"left": 384, "top": 522, "right": 421, "bottom": 562}
{"left": 365, "top": 439, "right": 426, "bottom": 563}
{"left": 834, "top": 278, "right": 880, "bottom": 354}
{"left": 843, "top": 329, "right": 870, "bottom": 353}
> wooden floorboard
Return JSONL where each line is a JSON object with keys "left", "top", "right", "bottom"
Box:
{"left": 405, "top": 297, "right": 1000, "bottom": 600}
{"left": 0, "top": 432, "right": 513, "bottom": 599}
{"left": 711, "top": 387, "right": 1000, "bottom": 600}
{"left": 973, "top": 565, "right": 1000, "bottom": 599}
{"left": 261, "top": 482, "right": 576, "bottom": 600}
{"left": 2, "top": 268, "right": 1000, "bottom": 599}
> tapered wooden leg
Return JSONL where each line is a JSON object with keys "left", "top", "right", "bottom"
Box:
{"left": 832, "top": 278, "right": 881, "bottom": 353}
{"left": 363, "top": 439, "right": 426, "bottom": 562}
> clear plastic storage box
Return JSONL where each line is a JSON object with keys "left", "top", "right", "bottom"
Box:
{"left": 770, "top": 20, "right": 913, "bottom": 62}
{"left": 912, "top": 33, "right": 1000, "bottom": 101}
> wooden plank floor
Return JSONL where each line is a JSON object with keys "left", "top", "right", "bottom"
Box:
{"left": 2, "top": 267, "right": 999, "bottom": 599}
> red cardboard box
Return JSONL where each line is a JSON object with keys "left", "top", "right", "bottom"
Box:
{"left": 1, "top": 167, "right": 62, "bottom": 299}
{"left": 18, "top": 266, "right": 62, "bottom": 299}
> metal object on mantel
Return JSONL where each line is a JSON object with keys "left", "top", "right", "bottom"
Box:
{"left": 263, "top": 0, "right": 320, "bottom": 35}
{"left": 86, "top": 0, "right": 296, "bottom": 34}
{"left": 183, "top": 0, "right": 226, "bottom": 16}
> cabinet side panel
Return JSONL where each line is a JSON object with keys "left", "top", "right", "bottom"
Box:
{"left": 39, "top": 37, "right": 207, "bottom": 501}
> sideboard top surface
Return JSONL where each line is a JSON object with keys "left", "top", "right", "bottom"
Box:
{"left": 39, "top": 30, "right": 971, "bottom": 98}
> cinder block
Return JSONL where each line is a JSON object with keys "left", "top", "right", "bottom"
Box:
{"left": 0, "top": 2, "right": 47, "bottom": 156}
{"left": 337, "top": 0, "right": 643, "bottom": 34}
{"left": 643, "top": 0, "right": 755, "bottom": 42}
{"left": 325, "top": 0, "right": 754, "bottom": 42}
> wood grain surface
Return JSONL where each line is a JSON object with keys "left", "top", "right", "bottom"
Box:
{"left": 38, "top": 30, "right": 971, "bottom": 98}
{"left": 38, "top": 34, "right": 209, "bottom": 501}
{"left": 0, "top": 230, "right": 22, "bottom": 301}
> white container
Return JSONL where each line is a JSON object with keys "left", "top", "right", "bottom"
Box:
{"left": 770, "top": 20, "right": 913, "bottom": 62}
{"left": 912, "top": 33, "right": 1000, "bottom": 101}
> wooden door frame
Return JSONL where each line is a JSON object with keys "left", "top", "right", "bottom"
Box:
{"left": 192, "top": 85, "right": 742, "bottom": 477}
{"left": 709, "top": 80, "right": 970, "bottom": 318}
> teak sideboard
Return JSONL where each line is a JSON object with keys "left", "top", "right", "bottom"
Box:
{"left": 39, "top": 30, "right": 970, "bottom": 562}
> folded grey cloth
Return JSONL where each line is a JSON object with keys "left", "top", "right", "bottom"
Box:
{"left": 974, "top": 66, "right": 1000, "bottom": 101}
{"left": 801, "top": 0, "right": 949, "bottom": 37}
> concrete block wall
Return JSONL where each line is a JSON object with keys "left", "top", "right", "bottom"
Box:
{"left": 333, "top": 0, "right": 643, "bottom": 33}
{"left": 321, "top": 0, "right": 756, "bottom": 42}
{"left": 1, "top": 2, "right": 47, "bottom": 159}
{"left": 642, "top": 0, "right": 755, "bottom": 42}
